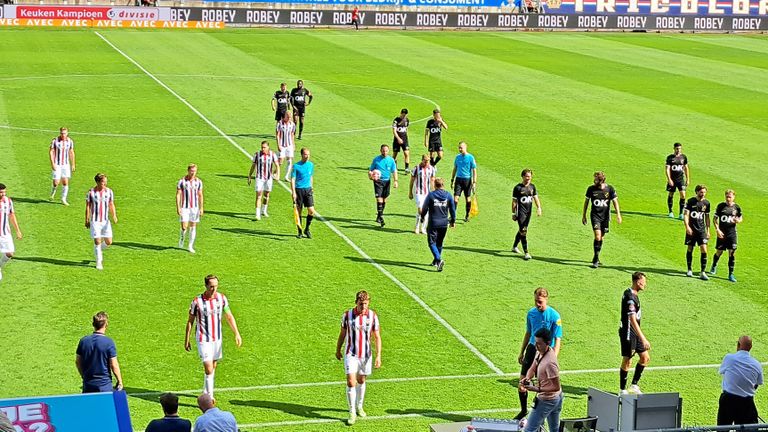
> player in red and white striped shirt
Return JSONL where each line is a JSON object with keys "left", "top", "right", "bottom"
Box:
{"left": 276, "top": 111, "right": 296, "bottom": 182}
{"left": 184, "top": 274, "right": 242, "bottom": 399}
{"left": 247, "top": 141, "right": 280, "bottom": 220}
{"left": 49, "top": 127, "right": 76, "bottom": 206}
{"left": 0, "top": 184, "right": 23, "bottom": 282}
{"left": 409, "top": 154, "right": 436, "bottom": 234}
{"left": 176, "top": 164, "right": 204, "bottom": 253}
{"left": 85, "top": 173, "right": 117, "bottom": 271}
{"left": 335, "top": 291, "right": 381, "bottom": 425}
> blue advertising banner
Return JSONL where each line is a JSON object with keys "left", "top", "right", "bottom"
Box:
{"left": 0, "top": 391, "right": 133, "bottom": 432}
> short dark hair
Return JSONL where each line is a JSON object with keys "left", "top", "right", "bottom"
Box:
{"left": 401, "top": 108, "right": 408, "bottom": 114}
{"left": 204, "top": 274, "right": 218, "bottom": 287}
{"left": 695, "top": 184, "right": 707, "bottom": 193}
{"left": 593, "top": 171, "right": 606, "bottom": 184}
{"left": 0, "top": 183, "right": 6, "bottom": 191}
{"left": 92, "top": 311, "right": 109, "bottom": 330}
{"left": 673, "top": 142, "right": 682, "bottom": 148}
{"left": 534, "top": 327, "right": 552, "bottom": 344}
{"left": 159, "top": 393, "right": 179, "bottom": 415}
{"left": 380, "top": 144, "right": 389, "bottom": 150}
{"left": 94, "top": 173, "right": 106, "bottom": 184}
{"left": 632, "top": 271, "right": 646, "bottom": 283}
{"left": 521, "top": 169, "right": 532, "bottom": 177}
{"left": 433, "top": 108, "right": 440, "bottom": 114}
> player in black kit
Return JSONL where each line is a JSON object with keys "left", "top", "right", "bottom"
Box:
{"left": 582, "top": 171, "right": 622, "bottom": 268}
{"left": 290, "top": 80, "right": 313, "bottom": 140}
{"left": 665, "top": 142, "right": 689, "bottom": 219}
{"left": 392, "top": 108, "right": 410, "bottom": 173}
{"left": 272, "top": 82, "right": 291, "bottom": 122}
{"left": 710, "top": 189, "right": 742, "bottom": 283}
{"left": 683, "top": 184, "right": 711, "bottom": 280}
{"left": 511, "top": 169, "right": 542, "bottom": 260}
{"left": 424, "top": 109, "right": 447, "bottom": 166}
{"left": 619, "top": 272, "right": 650, "bottom": 395}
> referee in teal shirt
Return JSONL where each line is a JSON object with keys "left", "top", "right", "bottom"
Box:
{"left": 369, "top": 144, "right": 398, "bottom": 227}
{"left": 450, "top": 141, "right": 477, "bottom": 222}
{"left": 291, "top": 147, "right": 315, "bottom": 239}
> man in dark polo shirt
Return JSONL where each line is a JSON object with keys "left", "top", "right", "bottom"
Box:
{"left": 146, "top": 393, "right": 192, "bottom": 432}
{"left": 75, "top": 311, "right": 123, "bottom": 393}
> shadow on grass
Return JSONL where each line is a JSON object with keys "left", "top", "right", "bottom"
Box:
{"left": 443, "top": 245, "right": 510, "bottom": 257}
{"left": 323, "top": 216, "right": 413, "bottom": 235}
{"left": 532, "top": 255, "right": 688, "bottom": 278}
{"left": 113, "top": 242, "right": 177, "bottom": 251}
{"left": 205, "top": 210, "right": 255, "bottom": 221}
{"left": 228, "top": 133, "right": 274, "bottom": 139}
{"left": 337, "top": 166, "right": 370, "bottom": 173}
{"left": 230, "top": 399, "right": 347, "bottom": 421}
{"left": 12, "top": 197, "right": 60, "bottom": 206}
{"left": 384, "top": 408, "right": 473, "bottom": 422}
{"left": 15, "top": 256, "right": 91, "bottom": 267}
{"left": 345, "top": 256, "right": 434, "bottom": 272}
{"left": 621, "top": 210, "right": 674, "bottom": 220}
{"left": 125, "top": 387, "right": 199, "bottom": 409}
{"left": 216, "top": 173, "right": 249, "bottom": 181}
{"left": 213, "top": 227, "right": 296, "bottom": 241}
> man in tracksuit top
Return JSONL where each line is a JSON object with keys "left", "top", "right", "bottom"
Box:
{"left": 420, "top": 177, "right": 456, "bottom": 272}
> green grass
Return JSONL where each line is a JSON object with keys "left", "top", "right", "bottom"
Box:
{"left": 0, "top": 27, "right": 767, "bottom": 431}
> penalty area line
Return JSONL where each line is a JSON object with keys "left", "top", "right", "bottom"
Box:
{"left": 94, "top": 31, "right": 504, "bottom": 376}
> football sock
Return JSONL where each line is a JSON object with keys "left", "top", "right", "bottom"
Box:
{"left": 513, "top": 233, "right": 521, "bottom": 249}
{"left": 299, "top": 122, "right": 304, "bottom": 136}
{"left": 376, "top": 202, "right": 384, "bottom": 219}
{"left": 356, "top": 382, "right": 366, "bottom": 408}
{"left": 430, "top": 157, "right": 435, "bottom": 166}
{"left": 305, "top": 215, "right": 313, "bottom": 230}
{"left": 263, "top": 204, "right": 268, "bottom": 213}
{"left": 729, "top": 255, "right": 735, "bottom": 275}
{"left": 700, "top": 253, "right": 707, "bottom": 273}
{"left": 465, "top": 202, "right": 471, "bottom": 218}
{"left": 632, "top": 364, "right": 645, "bottom": 385}
{"left": 518, "top": 390, "right": 528, "bottom": 412}
{"left": 712, "top": 253, "right": 721, "bottom": 268}
{"left": 204, "top": 372, "right": 215, "bottom": 397}
{"left": 415, "top": 214, "right": 421, "bottom": 229}
{"left": 592, "top": 240, "right": 602, "bottom": 262}
{"left": 346, "top": 385, "right": 357, "bottom": 413}
{"left": 405, "top": 163, "right": 410, "bottom": 171}
{"left": 50, "top": 185, "right": 57, "bottom": 197}
{"left": 433, "top": 156, "right": 441, "bottom": 166}
{"left": 686, "top": 250, "right": 693, "bottom": 271}
{"left": 62, "top": 185, "right": 69, "bottom": 201}
{"left": 678, "top": 199, "right": 685, "bottom": 215}
{"left": 620, "top": 369, "right": 628, "bottom": 390}
{"left": 521, "top": 236, "right": 528, "bottom": 253}
{"left": 0, "top": 254, "right": 9, "bottom": 267}
{"left": 255, "top": 208, "right": 261, "bottom": 218}
{"left": 179, "top": 229, "right": 187, "bottom": 246}
{"left": 667, "top": 196, "right": 673, "bottom": 213}
{"left": 189, "top": 227, "right": 197, "bottom": 249}
{"left": 94, "top": 244, "right": 103, "bottom": 264}
{"left": 286, "top": 160, "right": 293, "bottom": 178}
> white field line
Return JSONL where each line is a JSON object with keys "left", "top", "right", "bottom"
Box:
{"left": 95, "top": 32, "right": 503, "bottom": 376}
{"left": 128, "top": 361, "right": 767, "bottom": 397}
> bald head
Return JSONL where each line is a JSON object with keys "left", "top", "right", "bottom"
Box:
{"left": 738, "top": 335, "right": 753, "bottom": 352}
{"left": 197, "top": 393, "right": 215, "bottom": 412}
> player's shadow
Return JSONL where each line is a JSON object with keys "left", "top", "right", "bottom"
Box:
{"left": 125, "top": 387, "right": 199, "bottom": 409}
{"left": 14, "top": 256, "right": 91, "bottom": 267}
{"left": 443, "top": 245, "right": 510, "bottom": 257}
{"left": 324, "top": 216, "right": 413, "bottom": 235}
{"left": 345, "top": 256, "right": 434, "bottom": 272}
{"left": 205, "top": 210, "right": 255, "bottom": 221}
{"left": 11, "top": 197, "right": 59, "bottom": 206}
{"left": 213, "top": 227, "right": 297, "bottom": 241}
{"left": 337, "top": 166, "right": 371, "bottom": 172}
{"left": 112, "top": 241, "right": 176, "bottom": 251}
{"left": 532, "top": 256, "right": 687, "bottom": 278}
{"left": 216, "top": 173, "right": 249, "bottom": 180}
{"left": 228, "top": 133, "right": 274, "bottom": 139}
{"left": 621, "top": 210, "right": 672, "bottom": 220}
{"left": 384, "top": 408, "right": 472, "bottom": 422}
{"left": 230, "top": 399, "right": 348, "bottom": 421}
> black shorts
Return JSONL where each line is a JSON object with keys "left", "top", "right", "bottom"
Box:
{"left": 453, "top": 178, "right": 473, "bottom": 198}
{"left": 393, "top": 137, "right": 409, "bottom": 152}
{"left": 520, "top": 343, "right": 537, "bottom": 376}
{"left": 619, "top": 329, "right": 647, "bottom": 358}
{"left": 591, "top": 215, "right": 609, "bottom": 235}
{"left": 293, "top": 105, "right": 306, "bottom": 117}
{"left": 666, "top": 179, "right": 687, "bottom": 193}
{"left": 716, "top": 233, "right": 738, "bottom": 251}
{"left": 428, "top": 141, "right": 443, "bottom": 153}
{"left": 685, "top": 232, "right": 708, "bottom": 246}
{"left": 516, "top": 213, "right": 531, "bottom": 233}
{"left": 295, "top": 188, "right": 314, "bottom": 208}
{"left": 373, "top": 180, "right": 391, "bottom": 199}
{"left": 275, "top": 109, "right": 288, "bottom": 121}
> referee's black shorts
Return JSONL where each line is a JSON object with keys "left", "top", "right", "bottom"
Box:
{"left": 295, "top": 188, "right": 314, "bottom": 208}
{"left": 453, "top": 178, "right": 472, "bottom": 198}
{"left": 374, "top": 180, "right": 391, "bottom": 199}
{"left": 520, "top": 343, "right": 537, "bottom": 376}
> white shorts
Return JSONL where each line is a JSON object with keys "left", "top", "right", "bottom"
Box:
{"left": 344, "top": 354, "right": 372, "bottom": 376}
{"left": 415, "top": 193, "right": 428, "bottom": 209}
{"left": 0, "top": 235, "right": 14, "bottom": 254}
{"left": 279, "top": 146, "right": 295, "bottom": 160}
{"left": 51, "top": 165, "right": 72, "bottom": 181}
{"left": 179, "top": 208, "right": 201, "bottom": 223}
{"left": 90, "top": 220, "right": 113, "bottom": 239}
{"left": 198, "top": 340, "right": 223, "bottom": 362}
{"left": 255, "top": 178, "right": 273, "bottom": 193}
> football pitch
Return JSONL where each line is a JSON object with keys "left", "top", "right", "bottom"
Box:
{"left": 1, "top": 27, "right": 768, "bottom": 431}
